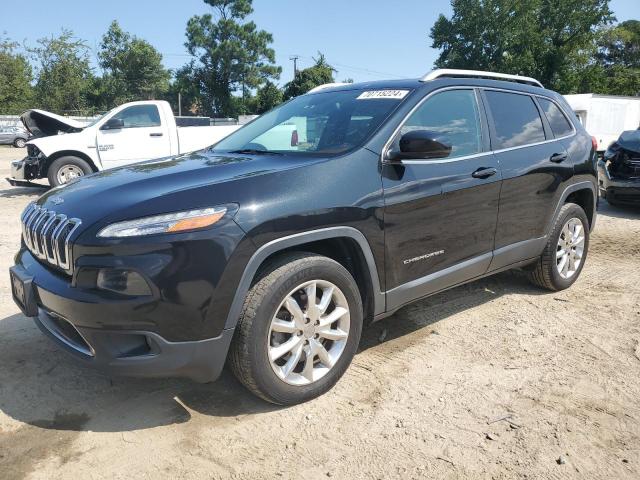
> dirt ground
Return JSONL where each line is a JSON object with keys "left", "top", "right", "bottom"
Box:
{"left": 0, "top": 145, "right": 639, "bottom": 480}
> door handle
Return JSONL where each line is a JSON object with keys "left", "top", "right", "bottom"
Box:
{"left": 471, "top": 167, "right": 498, "bottom": 179}
{"left": 149, "top": 133, "right": 163, "bottom": 137}
{"left": 550, "top": 152, "right": 568, "bottom": 163}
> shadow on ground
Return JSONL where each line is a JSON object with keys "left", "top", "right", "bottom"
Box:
{"left": 0, "top": 270, "right": 543, "bottom": 434}
{"left": 0, "top": 185, "right": 48, "bottom": 199}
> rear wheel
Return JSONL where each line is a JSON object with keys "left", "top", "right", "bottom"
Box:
{"left": 527, "top": 203, "right": 589, "bottom": 291}
{"left": 229, "top": 253, "right": 363, "bottom": 405}
{"left": 13, "top": 138, "right": 26, "bottom": 148}
{"left": 48, "top": 156, "right": 93, "bottom": 187}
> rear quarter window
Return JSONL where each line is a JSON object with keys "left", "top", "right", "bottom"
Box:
{"left": 485, "top": 91, "right": 546, "bottom": 149}
{"left": 537, "top": 97, "right": 574, "bottom": 138}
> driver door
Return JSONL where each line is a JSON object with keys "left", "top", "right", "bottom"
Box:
{"left": 382, "top": 88, "right": 501, "bottom": 308}
{"left": 96, "top": 104, "right": 170, "bottom": 168}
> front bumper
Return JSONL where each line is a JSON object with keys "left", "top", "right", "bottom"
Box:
{"left": 598, "top": 160, "right": 640, "bottom": 204}
{"left": 34, "top": 307, "right": 234, "bottom": 382}
{"left": 9, "top": 230, "right": 248, "bottom": 382}
{"left": 6, "top": 157, "right": 46, "bottom": 188}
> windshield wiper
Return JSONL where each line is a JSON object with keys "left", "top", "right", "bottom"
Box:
{"left": 228, "top": 149, "right": 283, "bottom": 155}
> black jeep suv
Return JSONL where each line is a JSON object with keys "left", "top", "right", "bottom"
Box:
{"left": 10, "top": 70, "right": 597, "bottom": 405}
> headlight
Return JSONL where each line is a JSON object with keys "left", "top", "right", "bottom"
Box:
{"left": 97, "top": 207, "right": 227, "bottom": 238}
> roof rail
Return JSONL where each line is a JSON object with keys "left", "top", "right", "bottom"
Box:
{"left": 307, "top": 82, "right": 350, "bottom": 94}
{"left": 421, "top": 69, "right": 543, "bottom": 88}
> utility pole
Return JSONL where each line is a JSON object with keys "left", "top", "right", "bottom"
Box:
{"left": 178, "top": 92, "right": 182, "bottom": 117}
{"left": 289, "top": 55, "right": 300, "bottom": 78}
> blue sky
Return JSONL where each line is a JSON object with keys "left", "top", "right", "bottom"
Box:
{"left": 2, "top": 0, "right": 637, "bottom": 86}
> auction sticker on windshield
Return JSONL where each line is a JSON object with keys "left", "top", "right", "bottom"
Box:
{"left": 357, "top": 90, "right": 409, "bottom": 100}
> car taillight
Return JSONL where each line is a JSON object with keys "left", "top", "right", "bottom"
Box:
{"left": 291, "top": 130, "right": 299, "bottom": 147}
{"left": 591, "top": 136, "right": 598, "bottom": 152}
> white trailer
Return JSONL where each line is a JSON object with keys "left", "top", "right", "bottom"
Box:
{"left": 564, "top": 94, "right": 640, "bottom": 152}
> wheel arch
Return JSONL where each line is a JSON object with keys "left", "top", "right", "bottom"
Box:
{"left": 547, "top": 181, "right": 597, "bottom": 235}
{"left": 224, "top": 227, "right": 385, "bottom": 330}
{"left": 565, "top": 188, "right": 595, "bottom": 229}
{"left": 43, "top": 150, "right": 99, "bottom": 176}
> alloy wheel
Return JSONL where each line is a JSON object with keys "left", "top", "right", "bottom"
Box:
{"left": 556, "top": 217, "right": 585, "bottom": 279}
{"left": 267, "top": 280, "right": 350, "bottom": 386}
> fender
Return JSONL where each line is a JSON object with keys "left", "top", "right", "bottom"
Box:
{"left": 224, "top": 227, "right": 385, "bottom": 329}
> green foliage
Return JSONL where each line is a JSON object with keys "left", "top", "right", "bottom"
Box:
{"left": 283, "top": 53, "right": 335, "bottom": 100}
{"left": 591, "top": 20, "right": 640, "bottom": 95}
{"left": 165, "top": 63, "right": 205, "bottom": 115}
{"left": 98, "top": 21, "right": 171, "bottom": 106}
{"left": 184, "top": 0, "right": 281, "bottom": 117}
{"left": 254, "top": 81, "right": 283, "bottom": 113}
{"left": 430, "top": 0, "right": 614, "bottom": 92}
{"left": 0, "top": 36, "right": 33, "bottom": 114}
{"left": 30, "top": 30, "right": 95, "bottom": 114}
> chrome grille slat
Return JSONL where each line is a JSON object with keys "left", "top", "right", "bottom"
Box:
{"left": 20, "top": 203, "right": 82, "bottom": 274}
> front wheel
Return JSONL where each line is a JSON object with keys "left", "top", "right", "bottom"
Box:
{"left": 527, "top": 202, "right": 590, "bottom": 291}
{"left": 229, "top": 253, "right": 363, "bottom": 405}
{"left": 13, "top": 138, "right": 26, "bottom": 148}
{"left": 47, "top": 156, "right": 93, "bottom": 187}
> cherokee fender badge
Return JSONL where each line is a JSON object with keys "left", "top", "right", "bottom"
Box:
{"left": 403, "top": 250, "right": 445, "bottom": 265}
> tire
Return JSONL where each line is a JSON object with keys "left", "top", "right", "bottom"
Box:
{"left": 229, "top": 252, "right": 363, "bottom": 405}
{"left": 13, "top": 138, "right": 26, "bottom": 148}
{"left": 47, "top": 156, "right": 93, "bottom": 187}
{"left": 527, "top": 203, "right": 590, "bottom": 291}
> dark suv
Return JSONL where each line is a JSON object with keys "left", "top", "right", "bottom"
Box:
{"left": 10, "top": 70, "right": 597, "bottom": 405}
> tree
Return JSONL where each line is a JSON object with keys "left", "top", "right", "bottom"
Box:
{"left": 166, "top": 63, "right": 205, "bottom": 115}
{"left": 184, "top": 0, "right": 281, "bottom": 117}
{"left": 254, "top": 81, "right": 283, "bottom": 113}
{"left": 30, "top": 30, "right": 94, "bottom": 114}
{"left": 430, "top": 0, "right": 614, "bottom": 92}
{"left": 0, "top": 36, "right": 33, "bottom": 114}
{"left": 283, "top": 53, "right": 335, "bottom": 100}
{"left": 593, "top": 20, "right": 640, "bottom": 95}
{"left": 98, "top": 21, "right": 170, "bottom": 105}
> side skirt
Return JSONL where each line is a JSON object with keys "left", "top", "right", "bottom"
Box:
{"left": 378, "top": 237, "right": 546, "bottom": 321}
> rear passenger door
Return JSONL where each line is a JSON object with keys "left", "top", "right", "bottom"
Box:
{"left": 483, "top": 89, "right": 574, "bottom": 266}
{"left": 382, "top": 88, "right": 501, "bottom": 306}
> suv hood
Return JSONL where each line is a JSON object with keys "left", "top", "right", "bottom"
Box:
{"left": 617, "top": 130, "right": 640, "bottom": 154}
{"left": 35, "top": 149, "right": 313, "bottom": 230}
{"left": 21, "top": 109, "right": 86, "bottom": 137}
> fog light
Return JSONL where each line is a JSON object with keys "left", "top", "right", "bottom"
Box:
{"left": 96, "top": 269, "right": 151, "bottom": 296}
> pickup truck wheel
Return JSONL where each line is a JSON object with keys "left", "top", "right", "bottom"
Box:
{"left": 13, "top": 138, "right": 26, "bottom": 148}
{"left": 229, "top": 253, "right": 363, "bottom": 405}
{"left": 527, "top": 203, "right": 589, "bottom": 291}
{"left": 48, "top": 156, "right": 93, "bottom": 187}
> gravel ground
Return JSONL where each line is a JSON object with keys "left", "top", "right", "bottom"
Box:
{"left": 0, "top": 145, "right": 639, "bottom": 479}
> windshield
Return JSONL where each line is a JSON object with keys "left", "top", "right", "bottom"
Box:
{"left": 214, "top": 89, "right": 411, "bottom": 155}
{"left": 85, "top": 113, "right": 105, "bottom": 128}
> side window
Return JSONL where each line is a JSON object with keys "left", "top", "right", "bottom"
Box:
{"left": 537, "top": 97, "right": 574, "bottom": 138}
{"left": 484, "top": 91, "right": 546, "bottom": 149}
{"left": 112, "top": 105, "right": 161, "bottom": 128}
{"left": 399, "top": 89, "right": 482, "bottom": 159}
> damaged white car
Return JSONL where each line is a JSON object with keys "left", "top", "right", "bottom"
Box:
{"left": 8, "top": 100, "right": 240, "bottom": 187}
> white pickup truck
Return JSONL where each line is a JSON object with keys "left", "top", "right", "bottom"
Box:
{"left": 8, "top": 100, "right": 240, "bottom": 187}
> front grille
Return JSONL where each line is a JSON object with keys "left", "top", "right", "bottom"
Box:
{"left": 21, "top": 203, "right": 82, "bottom": 274}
